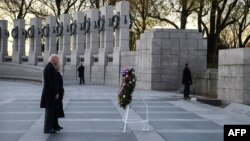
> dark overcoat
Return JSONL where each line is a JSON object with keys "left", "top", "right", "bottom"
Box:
{"left": 56, "top": 71, "right": 65, "bottom": 118}
{"left": 40, "top": 62, "right": 60, "bottom": 109}
{"left": 78, "top": 66, "right": 84, "bottom": 77}
{"left": 182, "top": 67, "right": 192, "bottom": 85}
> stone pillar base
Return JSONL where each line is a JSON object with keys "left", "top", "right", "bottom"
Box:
{"left": 0, "top": 54, "right": 5, "bottom": 63}
{"left": 58, "top": 50, "right": 66, "bottom": 66}
{"left": 71, "top": 50, "right": 81, "bottom": 66}
{"left": 28, "top": 52, "right": 37, "bottom": 65}
{"left": 12, "top": 52, "right": 21, "bottom": 64}
{"left": 43, "top": 51, "right": 51, "bottom": 65}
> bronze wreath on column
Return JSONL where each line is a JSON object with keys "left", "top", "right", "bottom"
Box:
{"left": 83, "top": 18, "right": 91, "bottom": 34}
{"left": 42, "top": 24, "right": 50, "bottom": 37}
{"left": 11, "top": 26, "right": 18, "bottom": 38}
{"left": 112, "top": 14, "right": 120, "bottom": 30}
{"left": 27, "top": 25, "right": 35, "bottom": 38}
{"left": 5, "top": 29, "right": 9, "bottom": 38}
{"left": 57, "top": 22, "right": 63, "bottom": 36}
{"left": 22, "top": 29, "right": 27, "bottom": 38}
{"left": 97, "top": 16, "right": 105, "bottom": 32}
{"left": 70, "top": 21, "right": 77, "bottom": 35}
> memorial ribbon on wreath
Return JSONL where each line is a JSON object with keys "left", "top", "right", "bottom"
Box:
{"left": 118, "top": 67, "right": 136, "bottom": 109}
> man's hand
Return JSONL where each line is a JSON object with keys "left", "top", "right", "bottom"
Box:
{"left": 55, "top": 94, "right": 59, "bottom": 99}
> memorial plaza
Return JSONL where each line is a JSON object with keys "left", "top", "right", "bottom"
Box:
{"left": 0, "top": 79, "right": 250, "bottom": 141}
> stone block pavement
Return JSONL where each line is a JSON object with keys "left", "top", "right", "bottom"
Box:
{"left": 0, "top": 80, "right": 249, "bottom": 141}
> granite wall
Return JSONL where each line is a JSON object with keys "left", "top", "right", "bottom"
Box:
{"left": 136, "top": 29, "right": 207, "bottom": 91}
{"left": 218, "top": 48, "right": 250, "bottom": 104}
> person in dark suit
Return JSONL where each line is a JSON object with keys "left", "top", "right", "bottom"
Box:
{"left": 54, "top": 64, "right": 65, "bottom": 131}
{"left": 77, "top": 63, "right": 85, "bottom": 85}
{"left": 182, "top": 63, "right": 192, "bottom": 99}
{"left": 40, "top": 54, "right": 60, "bottom": 133}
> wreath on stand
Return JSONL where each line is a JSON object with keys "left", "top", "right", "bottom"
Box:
{"left": 118, "top": 67, "right": 136, "bottom": 109}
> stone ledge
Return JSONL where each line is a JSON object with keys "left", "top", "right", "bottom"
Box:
{"left": 0, "top": 75, "right": 42, "bottom": 83}
{"left": 196, "top": 97, "right": 222, "bottom": 106}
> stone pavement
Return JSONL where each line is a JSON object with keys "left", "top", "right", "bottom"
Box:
{"left": 0, "top": 80, "right": 249, "bottom": 141}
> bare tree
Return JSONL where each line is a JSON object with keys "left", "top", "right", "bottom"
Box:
{"left": 168, "top": 0, "right": 200, "bottom": 29}
{"left": 196, "top": 0, "right": 210, "bottom": 32}
{"left": 148, "top": 0, "right": 178, "bottom": 29}
{"left": 129, "top": 0, "right": 156, "bottom": 35}
{"left": 89, "top": 0, "right": 120, "bottom": 8}
{"left": 0, "top": 0, "right": 36, "bottom": 19}
{"left": 203, "top": 0, "right": 243, "bottom": 64}
{"left": 235, "top": 0, "right": 250, "bottom": 48}
{"left": 35, "top": 0, "right": 88, "bottom": 18}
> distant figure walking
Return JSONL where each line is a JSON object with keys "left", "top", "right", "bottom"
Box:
{"left": 182, "top": 63, "right": 192, "bottom": 99}
{"left": 77, "top": 63, "right": 85, "bottom": 85}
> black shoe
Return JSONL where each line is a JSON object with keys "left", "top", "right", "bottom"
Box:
{"left": 54, "top": 128, "right": 60, "bottom": 131}
{"left": 44, "top": 130, "right": 57, "bottom": 133}
{"left": 54, "top": 125, "right": 63, "bottom": 131}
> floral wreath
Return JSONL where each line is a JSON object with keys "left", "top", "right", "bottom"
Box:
{"left": 118, "top": 67, "right": 136, "bottom": 109}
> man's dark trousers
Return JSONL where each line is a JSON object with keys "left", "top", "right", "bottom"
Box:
{"left": 44, "top": 108, "right": 56, "bottom": 133}
{"left": 184, "top": 84, "right": 190, "bottom": 98}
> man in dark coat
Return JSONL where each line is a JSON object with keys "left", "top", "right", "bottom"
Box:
{"left": 77, "top": 63, "right": 85, "bottom": 85}
{"left": 40, "top": 54, "right": 60, "bottom": 133}
{"left": 182, "top": 63, "right": 192, "bottom": 99}
{"left": 54, "top": 64, "right": 65, "bottom": 131}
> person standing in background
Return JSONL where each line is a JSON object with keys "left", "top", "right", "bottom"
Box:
{"left": 182, "top": 63, "right": 192, "bottom": 99}
{"left": 77, "top": 62, "right": 85, "bottom": 85}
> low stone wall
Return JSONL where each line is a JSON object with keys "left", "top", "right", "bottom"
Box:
{"left": 194, "top": 69, "right": 218, "bottom": 98}
{"left": 0, "top": 63, "right": 43, "bottom": 82}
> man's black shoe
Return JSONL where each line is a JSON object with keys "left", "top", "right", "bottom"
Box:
{"left": 54, "top": 127, "right": 60, "bottom": 131}
{"left": 54, "top": 125, "right": 63, "bottom": 131}
{"left": 44, "top": 130, "right": 57, "bottom": 133}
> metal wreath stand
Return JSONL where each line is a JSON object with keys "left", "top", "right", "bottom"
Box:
{"left": 121, "top": 89, "right": 150, "bottom": 133}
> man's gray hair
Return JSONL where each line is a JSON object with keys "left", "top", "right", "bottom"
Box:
{"left": 49, "top": 54, "right": 59, "bottom": 64}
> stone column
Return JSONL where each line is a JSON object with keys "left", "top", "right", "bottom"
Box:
{"left": 58, "top": 14, "right": 71, "bottom": 67}
{"left": 71, "top": 12, "right": 85, "bottom": 66}
{"left": 12, "top": 19, "right": 26, "bottom": 64}
{"left": 43, "top": 16, "right": 57, "bottom": 64}
{"left": 28, "top": 18, "right": 42, "bottom": 65}
{"left": 114, "top": 1, "right": 130, "bottom": 51}
{"left": 0, "top": 20, "right": 9, "bottom": 62}
{"left": 113, "top": 1, "right": 130, "bottom": 85}
{"left": 84, "top": 8, "right": 99, "bottom": 83}
{"left": 98, "top": 5, "right": 114, "bottom": 84}
{"left": 218, "top": 48, "right": 250, "bottom": 104}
